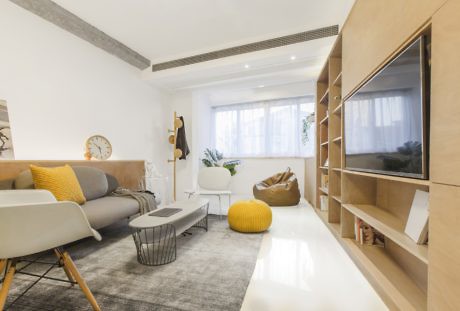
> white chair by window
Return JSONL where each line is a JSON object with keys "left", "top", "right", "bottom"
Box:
{"left": 185, "top": 167, "right": 231, "bottom": 219}
{"left": 0, "top": 190, "right": 102, "bottom": 311}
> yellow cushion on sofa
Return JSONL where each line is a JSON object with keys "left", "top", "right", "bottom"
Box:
{"left": 228, "top": 199, "right": 272, "bottom": 233}
{"left": 30, "top": 164, "right": 86, "bottom": 204}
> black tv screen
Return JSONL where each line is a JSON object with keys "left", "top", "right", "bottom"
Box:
{"left": 344, "top": 37, "right": 429, "bottom": 179}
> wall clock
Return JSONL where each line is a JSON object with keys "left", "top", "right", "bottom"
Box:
{"left": 85, "top": 135, "right": 112, "bottom": 160}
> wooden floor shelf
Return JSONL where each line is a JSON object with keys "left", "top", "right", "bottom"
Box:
{"left": 332, "top": 136, "right": 342, "bottom": 143}
{"left": 319, "top": 187, "right": 329, "bottom": 194}
{"left": 320, "top": 166, "right": 328, "bottom": 170}
{"left": 332, "top": 167, "right": 342, "bottom": 172}
{"left": 343, "top": 239, "right": 427, "bottom": 310}
{"left": 320, "top": 141, "right": 329, "bottom": 147}
{"left": 331, "top": 195, "right": 342, "bottom": 203}
{"left": 319, "top": 89, "right": 329, "bottom": 105}
{"left": 342, "top": 169, "right": 430, "bottom": 186}
{"left": 342, "top": 204, "right": 428, "bottom": 264}
{"left": 320, "top": 116, "right": 329, "bottom": 125}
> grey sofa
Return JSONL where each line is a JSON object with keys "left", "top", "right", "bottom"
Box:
{"left": 2, "top": 166, "right": 141, "bottom": 229}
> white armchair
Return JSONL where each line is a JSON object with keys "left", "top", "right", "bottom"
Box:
{"left": 185, "top": 167, "right": 231, "bottom": 219}
{"left": 0, "top": 190, "right": 101, "bottom": 310}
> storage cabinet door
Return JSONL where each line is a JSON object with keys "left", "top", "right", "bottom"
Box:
{"left": 428, "top": 183, "right": 460, "bottom": 310}
{"left": 430, "top": 0, "right": 460, "bottom": 186}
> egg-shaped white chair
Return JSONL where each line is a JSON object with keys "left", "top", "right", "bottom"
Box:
{"left": 184, "top": 167, "right": 232, "bottom": 219}
{"left": 0, "top": 190, "right": 101, "bottom": 311}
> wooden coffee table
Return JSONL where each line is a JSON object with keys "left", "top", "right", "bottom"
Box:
{"left": 129, "top": 198, "right": 209, "bottom": 266}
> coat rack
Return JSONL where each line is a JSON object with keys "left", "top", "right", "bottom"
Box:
{"left": 168, "top": 111, "right": 183, "bottom": 201}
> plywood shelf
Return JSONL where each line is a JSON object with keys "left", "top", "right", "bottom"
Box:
{"left": 319, "top": 89, "right": 329, "bottom": 105}
{"left": 332, "top": 72, "right": 342, "bottom": 86}
{"left": 342, "top": 203, "right": 428, "bottom": 264}
{"left": 333, "top": 103, "right": 342, "bottom": 115}
{"left": 342, "top": 169, "right": 430, "bottom": 186}
{"left": 332, "top": 195, "right": 342, "bottom": 203}
{"left": 332, "top": 167, "right": 342, "bottom": 172}
{"left": 320, "top": 141, "right": 329, "bottom": 147}
{"left": 319, "top": 187, "right": 329, "bottom": 194}
{"left": 332, "top": 136, "right": 342, "bottom": 143}
{"left": 343, "top": 239, "right": 427, "bottom": 311}
{"left": 320, "top": 115, "right": 329, "bottom": 125}
{"left": 319, "top": 166, "right": 328, "bottom": 170}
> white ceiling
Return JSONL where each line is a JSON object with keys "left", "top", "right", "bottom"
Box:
{"left": 53, "top": 0, "right": 355, "bottom": 62}
{"left": 53, "top": 0, "right": 355, "bottom": 91}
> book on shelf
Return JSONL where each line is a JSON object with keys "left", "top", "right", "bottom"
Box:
{"left": 405, "top": 189, "right": 429, "bottom": 244}
{"left": 320, "top": 195, "right": 328, "bottom": 211}
{"left": 354, "top": 217, "right": 385, "bottom": 247}
{"left": 321, "top": 174, "right": 329, "bottom": 189}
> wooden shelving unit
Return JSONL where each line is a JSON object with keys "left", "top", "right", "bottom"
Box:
{"left": 313, "top": 33, "right": 430, "bottom": 310}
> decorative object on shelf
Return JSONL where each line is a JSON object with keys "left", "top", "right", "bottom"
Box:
{"left": 201, "top": 148, "right": 241, "bottom": 176}
{"left": 301, "top": 112, "right": 315, "bottom": 144}
{"left": 320, "top": 195, "right": 328, "bottom": 211}
{"left": 0, "top": 100, "right": 15, "bottom": 160}
{"left": 405, "top": 190, "right": 429, "bottom": 244}
{"left": 85, "top": 135, "right": 112, "bottom": 160}
{"left": 324, "top": 158, "right": 329, "bottom": 167}
{"left": 355, "top": 218, "right": 385, "bottom": 247}
{"left": 168, "top": 112, "right": 187, "bottom": 201}
{"left": 321, "top": 174, "right": 329, "bottom": 189}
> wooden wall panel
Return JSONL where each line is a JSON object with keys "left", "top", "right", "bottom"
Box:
{"left": 0, "top": 160, "right": 145, "bottom": 190}
{"left": 430, "top": 0, "right": 460, "bottom": 186}
{"left": 342, "top": 0, "right": 447, "bottom": 97}
{"left": 429, "top": 183, "right": 460, "bottom": 310}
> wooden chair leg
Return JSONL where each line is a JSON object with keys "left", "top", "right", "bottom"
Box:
{"left": 53, "top": 250, "right": 75, "bottom": 284}
{"left": 0, "top": 260, "right": 16, "bottom": 311}
{"left": 0, "top": 260, "right": 6, "bottom": 275}
{"left": 55, "top": 250, "right": 101, "bottom": 311}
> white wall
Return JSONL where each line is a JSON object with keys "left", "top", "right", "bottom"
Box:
{"left": 171, "top": 81, "right": 314, "bottom": 213}
{"left": 0, "top": 2, "right": 171, "bottom": 183}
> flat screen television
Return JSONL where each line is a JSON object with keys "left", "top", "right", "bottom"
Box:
{"left": 344, "top": 36, "right": 430, "bottom": 179}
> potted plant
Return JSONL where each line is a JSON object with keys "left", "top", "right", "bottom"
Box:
{"left": 201, "top": 148, "right": 241, "bottom": 176}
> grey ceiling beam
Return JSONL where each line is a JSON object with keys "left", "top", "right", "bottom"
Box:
{"left": 151, "top": 25, "right": 339, "bottom": 72}
{"left": 10, "top": 0, "right": 150, "bottom": 70}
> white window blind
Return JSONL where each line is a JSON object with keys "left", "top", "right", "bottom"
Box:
{"left": 211, "top": 96, "right": 314, "bottom": 158}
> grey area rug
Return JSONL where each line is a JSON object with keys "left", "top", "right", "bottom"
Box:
{"left": 5, "top": 216, "right": 263, "bottom": 311}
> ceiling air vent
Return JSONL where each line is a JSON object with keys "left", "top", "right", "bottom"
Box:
{"left": 152, "top": 25, "right": 339, "bottom": 72}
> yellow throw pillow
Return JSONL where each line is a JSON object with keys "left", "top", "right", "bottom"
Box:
{"left": 30, "top": 164, "right": 86, "bottom": 204}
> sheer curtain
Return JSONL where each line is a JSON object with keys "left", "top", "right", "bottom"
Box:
{"left": 345, "top": 89, "right": 421, "bottom": 154}
{"left": 212, "top": 96, "right": 314, "bottom": 157}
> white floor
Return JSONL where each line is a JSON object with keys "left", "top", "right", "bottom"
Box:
{"left": 240, "top": 200, "right": 388, "bottom": 311}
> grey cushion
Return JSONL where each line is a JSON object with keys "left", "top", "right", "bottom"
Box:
{"left": 14, "top": 170, "right": 34, "bottom": 189}
{"left": 82, "top": 196, "right": 139, "bottom": 229}
{"left": 105, "top": 173, "right": 119, "bottom": 195}
{"left": 73, "top": 167, "right": 108, "bottom": 201}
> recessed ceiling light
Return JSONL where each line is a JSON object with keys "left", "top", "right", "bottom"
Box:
{"left": 290, "top": 55, "right": 297, "bottom": 60}
{"left": 258, "top": 85, "right": 265, "bottom": 88}
{"left": 244, "top": 64, "right": 250, "bottom": 69}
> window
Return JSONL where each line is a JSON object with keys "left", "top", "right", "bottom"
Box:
{"left": 211, "top": 96, "right": 314, "bottom": 157}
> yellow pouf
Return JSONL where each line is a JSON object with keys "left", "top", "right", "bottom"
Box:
{"left": 228, "top": 199, "right": 272, "bottom": 233}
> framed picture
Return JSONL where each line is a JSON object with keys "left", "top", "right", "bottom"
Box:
{"left": 0, "top": 99, "right": 15, "bottom": 159}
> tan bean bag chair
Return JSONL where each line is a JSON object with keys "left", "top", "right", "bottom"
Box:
{"left": 253, "top": 168, "right": 301, "bottom": 206}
